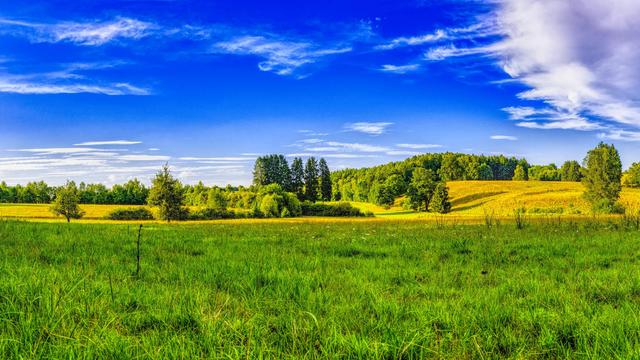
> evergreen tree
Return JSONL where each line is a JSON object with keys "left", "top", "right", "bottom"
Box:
{"left": 147, "top": 164, "right": 187, "bottom": 222}
{"left": 290, "top": 157, "right": 305, "bottom": 199}
{"left": 431, "top": 182, "right": 452, "bottom": 214}
{"left": 582, "top": 142, "right": 622, "bottom": 213}
{"left": 50, "top": 181, "right": 85, "bottom": 222}
{"left": 319, "top": 158, "right": 332, "bottom": 201}
{"left": 304, "top": 157, "right": 319, "bottom": 201}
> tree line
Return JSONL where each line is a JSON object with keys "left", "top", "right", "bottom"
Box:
{"left": 0, "top": 179, "right": 148, "bottom": 205}
{"left": 331, "top": 153, "right": 589, "bottom": 207}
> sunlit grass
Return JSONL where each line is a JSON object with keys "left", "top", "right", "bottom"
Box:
{"left": 1, "top": 220, "right": 640, "bottom": 358}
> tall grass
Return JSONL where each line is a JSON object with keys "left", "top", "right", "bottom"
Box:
{"left": 1, "top": 220, "right": 640, "bottom": 358}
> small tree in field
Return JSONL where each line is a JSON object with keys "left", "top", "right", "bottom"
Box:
{"left": 583, "top": 142, "right": 623, "bottom": 213}
{"left": 431, "top": 182, "right": 452, "bottom": 214}
{"left": 51, "top": 181, "right": 85, "bottom": 222}
{"left": 512, "top": 164, "right": 527, "bottom": 181}
{"left": 148, "top": 164, "right": 187, "bottom": 222}
{"left": 406, "top": 168, "right": 437, "bottom": 211}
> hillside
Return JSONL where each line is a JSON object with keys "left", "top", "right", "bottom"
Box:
{"left": 356, "top": 181, "right": 640, "bottom": 218}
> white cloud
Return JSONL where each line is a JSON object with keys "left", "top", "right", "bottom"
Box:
{"left": 598, "top": 129, "right": 640, "bottom": 142}
{"left": 379, "top": 64, "right": 420, "bottom": 74}
{"left": 490, "top": 135, "right": 518, "bottom": 141}
{"left": 213, "top": 35, "right": 351, "bottom": 76}
{"left": 344, "top": 122, "right": 393, "bottom": 135}
{"left": 179, "top": 156, "right": 255, "bottom": 161}
{"left": 376, "top": 30, "right": 447, "bottom": 50}
{"left": 119, "top": 155, "right": 170, "bottom": 161}
{"left": 74, "top": 140, "right": 142, "bottom": 146}
{"left": 386, "top": 150, "right": 421, "bottom": 156}
{"left": 396, "top": 143, "right": 442, "bottom": 149}
{"left": 422, "top": 0, "right": 640, "bottom": 133}
{"left": 0, "top": 17, "right": 154, "bottom": 46}
{"left": 324, "top": 141, "right": 390, "bottom": 152}
{"left": 0, "top": 78, "right": 150, "bottom": 95}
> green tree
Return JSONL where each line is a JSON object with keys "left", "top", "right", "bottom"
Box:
{"left": 582, "top": 142, "right": 622, "bottom": 213}
{"left": 512, "top": 164, "right": 527, "bottom": 181}
{"left": 623, "top": 163, "right": 640, "bottom": 188}
{"left": 290, "top": 157, "right": 305, "bottom": 199}
{"left": 406, "top": 168, "right": 437, "bottom": 211}
{"left": 252, "top": 154, "right": 291, "bottom": 190}
{"left": 319, "top": 158, "right": 332, "bottom": 201}
{"left": 206, "top": 187, "right": 228, "bottom": 210}
{"left": 560, "top": 160, "right": 583, "bottom": 182}
{"left": 50, "top": 181, "right": 85, "bottom": 222}
{"left": 438, "top": 153, "right": 464, "bottom": 181}
{"left": 477, "top": 163, "right": 494, "bottom": 180}
{"left": 304, "top": 157, "right": 319, "bottom": 201}
{"left": 430, "top": 182, "right": 452, "bottom": 214}
{"left": 147, "top": 164, "right": 187, "bottom": 222}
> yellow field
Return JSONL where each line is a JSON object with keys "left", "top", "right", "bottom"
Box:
{"left": 356, "top": 181, "right": 640, "bottom": 219}
{"left": 1, "top": 181, "right": 640, "bottom": 222}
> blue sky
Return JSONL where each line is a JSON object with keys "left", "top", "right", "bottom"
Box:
{"left": 1, "top": 0, "right": 640, "bottom": 185}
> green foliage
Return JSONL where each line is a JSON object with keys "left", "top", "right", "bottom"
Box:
{"left": 206, "top": 187, "right": 228, "bottom": 210}
{"left": 528, "top": 164, "right": 561, "bottom": 181}
{"left": 301, "top": 201, "right": 369, "bottom": 217}
{"left": 477, "top": 163, "right": 494, "bottom": 180}
{"left": 406, "top": 168, "right": 437, "bottom": 211}
{"left": 259, "top": 194, "right": 282, "bottom": 218}
{"left": 253, "top": 154, "right": 291, "bottom": 191}
{"left": 583, "top": 142, "right": 622, "bottom": 213}
{"left": 622, "top": 162, "right": 640, "bottom": 188}
{"left": 290, "top": 157, "right": 305, "bottom": 199}
{"left": 188, "top": 208, "right": 238, "bottom": 220}
{"left": 512, "top": 164, "right": 528, "bottom": 180}
{"left": 319, "top": 158, "right": 332, "bottom": 201}
{"left": 304, "top": 157, "right": 320, "bottom": 201}
{"left": 105, "top": 207, "right": 154, "bottom": 220}
{"left": 147, "top": 164, "right": 187, "bottom": 222}
{"left": 560, "top": 160, "right": 583, "bottom": 182}
{"left": 430, "top": 182, "right": 452, "bottom": 214}
{"left": 50, "top": 181, "right": 85, "bottom": 222}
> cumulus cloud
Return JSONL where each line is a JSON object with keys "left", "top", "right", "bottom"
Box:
{"left": 421, "top": 0, "right": 640, "bottom": 133}
{"left": 344, "top": 122, "right": 393, "bottom": 135}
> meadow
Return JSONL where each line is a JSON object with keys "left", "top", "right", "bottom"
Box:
{"left": 1, "top": 219, "right": 640, "bottom": 358}
{"left": 4, "top": 181, "right": 640, "bottom": 223}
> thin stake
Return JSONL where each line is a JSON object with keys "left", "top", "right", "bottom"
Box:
{"left": 136, "top": 224, "right": 143, "bottom": 277}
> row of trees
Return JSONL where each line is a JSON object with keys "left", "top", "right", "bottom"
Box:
{"left": 253, "top": 155, "right": 331, "bottom": 201}
{"left": 0, "top": 179, "right": 148, "bottom": 205}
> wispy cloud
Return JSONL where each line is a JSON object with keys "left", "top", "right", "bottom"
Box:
{"left": 0, "top": 78, "right": 150, "bottom": 95}
{"left": 0, "top": 17, "right": 155, "bottom": 46}
{"left": 74, "top": 140, "right": 142, "bottom": 146}
{"left": 378, "top": 64, "right": 420, "bottom": 74}
{"left": 490, "top": 135, "right": 518, "bottom": 141}
{"left": 213, "top": 35, "right": 351, "bottom": 76}
{"left": 324, "top": 141, "right": 390, "bottom": 152}
{"left": 396, "top": 143, "right": 442, "bottom": 149}
{"left": 344, "top": 122, "right": 393, "bottom": 135}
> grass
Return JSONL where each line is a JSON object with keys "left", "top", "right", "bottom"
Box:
{"left": 1, "top": 219, "right": 640, "bottom": 358}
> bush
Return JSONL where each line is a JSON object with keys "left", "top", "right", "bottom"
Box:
{"left": 188, "top": 208, "right": 237, "bottom": 220}
{"left": 301, "top": 202, "right": 370, "bottom": 217}
{"left": 106, "top": 207, "right": 154, "bottom": 220}
{"left": 591, "top": 199, "right": 625, "bottom": 214}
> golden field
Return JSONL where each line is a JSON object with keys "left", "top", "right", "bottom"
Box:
{"left": 1, "top": 181, "right": 640, "bottom": 222}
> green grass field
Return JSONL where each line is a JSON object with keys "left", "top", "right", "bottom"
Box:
{"left": 2, "top": 219, "right": 640, "bottom": 358}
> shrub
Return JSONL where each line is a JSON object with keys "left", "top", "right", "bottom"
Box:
{"left": 301, "top": 202, "right": 370, "bottom": 217}
{"left": 259, "top": 194, "right": 281, "bottom": 218}
{"left": 188, "top": 208, "right": 237, "bottom": 220}
{"left": 106, "top": 207, "right": 154, "bottom": 220}
{"left": 591, "top": 199, "right": 625, "bottom": 214}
